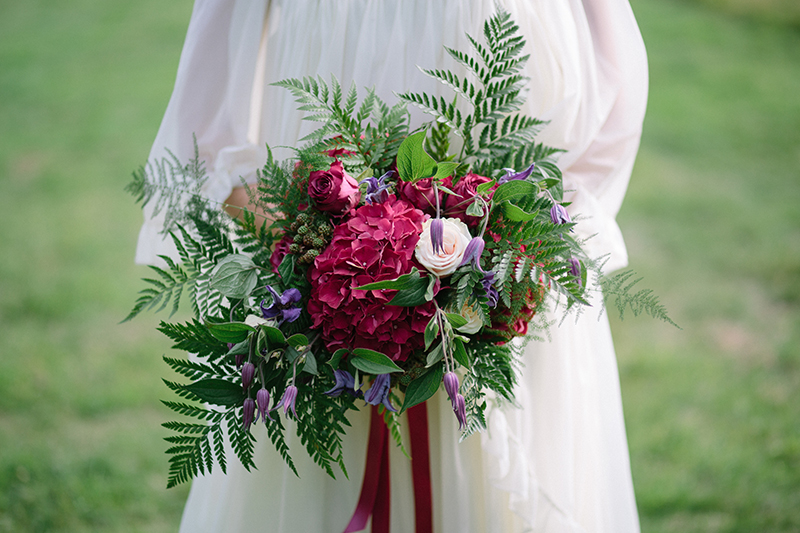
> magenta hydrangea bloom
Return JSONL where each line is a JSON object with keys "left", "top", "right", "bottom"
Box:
{"left": 307, "top": 195, "right": 435, "bottom": 361}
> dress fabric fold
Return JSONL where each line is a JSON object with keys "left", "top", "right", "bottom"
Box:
{"left": 136, "top": 1, "right": 647, "bottom": 531}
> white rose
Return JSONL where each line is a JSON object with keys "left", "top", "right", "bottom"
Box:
{"left": 456, "top": 303, "right": 484, "bottom": 334}
{"left": 415, "top": 218, "right": 472, "bottom": 277}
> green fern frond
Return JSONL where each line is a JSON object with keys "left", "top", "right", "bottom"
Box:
{"left": 600, "top": 270, "right": 679, "bottom": 327}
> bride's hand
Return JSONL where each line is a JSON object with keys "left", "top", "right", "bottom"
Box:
{"left": 224, "top": 186, "right": 273, "bottom": 224}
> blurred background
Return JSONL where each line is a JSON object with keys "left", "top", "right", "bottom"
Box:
{"left": 0, "top": 0, "right": 798, "bottom": 531}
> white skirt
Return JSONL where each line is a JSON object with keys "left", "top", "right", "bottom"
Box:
{"left": 136, "top": 1, "right": 648, "bottom": 531}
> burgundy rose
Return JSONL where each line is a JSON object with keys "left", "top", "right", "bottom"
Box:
{"left": 307, "top": 195, "right": 435, "bottom": 361}
{"left": 443, "top": 173, "right": 495, "bottom": 227}
{"left": 270, "top": 234, "right": 294, "bottom": 274}
{"left": 326, "top": 147, "right": 357, "bottom": 159}
{"left": 397, "top": 178, "right": 443, "bottom": 216}
{"left": 308, "top": 161, "right": 361, "bottom": 214}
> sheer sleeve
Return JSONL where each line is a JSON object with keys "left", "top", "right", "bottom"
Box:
{"left": 135, "top": 0, "right": 270, "bottom": 265}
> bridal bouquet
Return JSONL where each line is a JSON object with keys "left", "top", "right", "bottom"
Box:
{"left": 127, "top": 10, "right": 670, "bottom": 488}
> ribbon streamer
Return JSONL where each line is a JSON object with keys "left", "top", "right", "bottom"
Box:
{"left": 343, "top": 404, "right": 433, "bottom": 533}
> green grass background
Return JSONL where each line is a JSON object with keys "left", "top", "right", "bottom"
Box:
{"left": 0, "top": 0, "right": 797, "bottom": 531}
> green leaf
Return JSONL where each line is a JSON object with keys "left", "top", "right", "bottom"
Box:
{"left": 261, "top": 326, "right": 287, "bottom": 349}
{"left": 287, "top": 333, "right": 309, "bottom": 348}
{"left": 184, "top": 379, "right": 244, "bottom": 407}
{"left": 284, "top": 345, "right": 302, "bottom": 364}
{"left": 302, "top": 352, "right": 318, "bottom": 375}
{"left": 491, "top": 180, "right": 538, "bottom": 206}
{"left": 445, "top": 313, "right": 468, "bottom": 329}
{"left": 350, "top": 348, "right": 403, "bottom": 374}
{"left": 424, "top": 315, "right": 440, "bottom": 350}
{"left": 453, "top": 337, "right": 470, "bottom": 368}
{"left": 210, "top": 255, "right": 259, "bottom": 299}
{"left": 437, "top": 184, "right": 458, "bottom": 197}
{"left": 327, "top": 348, "right": 348, "bottom": 369}
{"left": 388, "top": 275, "right": 431, "bottom": 307}
{"left": 206, "top": 321, "right": 255, "bottom": 344}
{"left": 396, "top": 131, "right": 437, "bottom": 183}
{"left": 475, "top": 179, "right": 496, "bottom": 195}
{"left": 465, "top": 200, "right": 484, "bottom": 217}
{"left": 433, "top": 161, "right": 460, "bottom": 182}
{"left": 424, "top": 275, "right": 438, "bottom": 302}
{"left": 226, "top": 339, "right": 250, "bottom": 356}
{"left": 278, "top": 253, "right": 296, "bottom": 286}
{"left": 426, "top": 342, "right": 444, "bottom": 367}
{"left": 401, "top": 364, "right": 444, "bottom": 412}
{"left": 501, "top": 201, "right": 539, "bottom": 221}
{"left": 355, "top": 268, "right": 421, "bottom": 291}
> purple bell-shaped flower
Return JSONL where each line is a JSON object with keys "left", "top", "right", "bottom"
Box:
{"left": 241, "top": 362, "right": 255, "bottom": 391}
{"left": 459, "top": 237, "right": 485, "bottom": 271}
{"left": 364, "top": 373, "right": 397, "bottom": 412}
{"left": 568, "top": 257, "right": 582, "bottom": 286}
{"left": 242, "top": 398, "right": 256, "bottom": 430}
{"left": 430, "top": 218, "right": 444, "bottom": 256}
{"left": 256, "top": 388, "right": 273, "bottom": 422}
{"left": 272, "top": 385, "right": 299, "bottom": 418}
{"left": 454, "top": 394, "right": 467, "bottom": 431}
{"left": 550, "top": 203, "right": 572, "bottom": 227}
{"left": 443, "top": 372, "right": 460, "bottom": 409}
{"left": 324, "top": 369, "right": 362, "bottom": 398}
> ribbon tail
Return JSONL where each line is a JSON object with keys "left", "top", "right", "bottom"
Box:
{"left": 372, "top": 418, "right": 391, "bottom": 533}
{"left": 408, "top": 403, "right": 433, "bottom": 533}
{"left": 343, "top": 407, "right": 390, "bottom": 533}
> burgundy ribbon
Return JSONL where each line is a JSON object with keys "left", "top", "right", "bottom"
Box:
{"left": 407, "top": 403, "right": 433, "bottom": 533}
{"left": 343, "top": 404, "right": 433, "bottom": 533}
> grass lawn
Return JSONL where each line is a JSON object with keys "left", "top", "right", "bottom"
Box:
{"left": 0, "top": 0, "right": 797, "bottom": 531}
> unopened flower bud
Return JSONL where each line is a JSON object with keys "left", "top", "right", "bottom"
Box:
{"left": 568, "top": 258, "right": 582, "bottom": 286}
{"left": 256, "top": 388, "right": 272, "bottom": 422}
{"left": 242, "top": 398, "right": 256, "bottom": 430}
{"left": 443, "top": 372, "right": 460, "bottom": 408}
{"left": 241, "top": 362, "right": 255, "bottom": 391}
{"left": 430, "top": 218, "right": 444, "bottom": 256}
{"left": 454, "top": 394, "right": 467, "bottom": 431}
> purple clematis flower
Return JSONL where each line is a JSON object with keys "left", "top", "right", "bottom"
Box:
{"left": 324, "top": 369, "right": 362, "bottom": 398}
{"left": 364, "top": 373, "right": 397, "bottom": 412}
{"left": 497, "top": 163, "right": 535, "bottom": 185}
{"left": 261, "top": 286, "right": 302, "bottom": 325}
{"left": 272, "top": 385, "right": 299, "bottom": 418}
{"left": 454, "top": 394, "right": 467, "bottom": 431}
{"left": 256, "top": 387, "right": 273, "bottom": 422}
{"left": 550, "top": 203, "right": 572, "bottom": 228}
{"left": 359, "top": 171, "right": 393, "bottom": 205}
{"left": 568, "top": 257, "right": 582, "bottom": 286}
{"left": 241, "top": 362, "right": 255, "bottom": 391}
{"left": 242, "top": 398, "right": 256, "bottom": 430}
{"left": 481, "top": 271, "right": 499, "bottom": 308}
{"left": 443, "top": 372, "right": 459, "bottom": 408}
{"left": 459, "top": 237, "right": 485, "bottom": 271}
{"left": 430, "top": 218, "right": 444, "bottom": 255}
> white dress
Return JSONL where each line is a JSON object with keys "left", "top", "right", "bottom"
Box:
{"left": 136, "top": 1, "right": 648, "bottom": 531}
